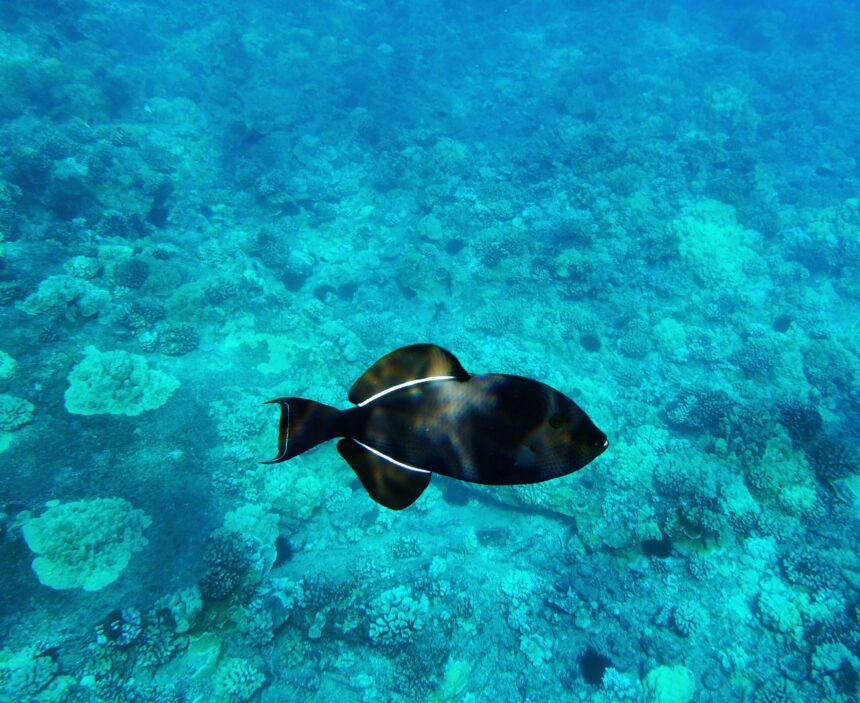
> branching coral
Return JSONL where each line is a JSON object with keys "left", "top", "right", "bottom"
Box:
{"left": 664, "top": 388, "right": 731, "bottom": 433}
{"left": 213, "top": 657, "right": 266, "bottom": 702}
{"left": 157, "top": 323, "right": 200, "bottom": 356}
{"left": 780, "top": 547, "right": 842, "bottom": 591}
{"left": 199, "top": 528, "right": 256, "bottom": 601}
{"left": 367, "top": 585, "right": 429, "bottom": 646}
{"left": 500, "top": 568, "right": 541, "bottom": 632}
{"left": 672, "top": 601, "right": 706, "bottom": 637}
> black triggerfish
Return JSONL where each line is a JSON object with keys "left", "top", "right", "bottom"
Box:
{"left": 264, "top": 344, "right": 608, "bottom": 510}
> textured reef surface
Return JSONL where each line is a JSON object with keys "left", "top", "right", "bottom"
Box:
{"left": 0, "top": 0, "right": 858, "bottom": 701}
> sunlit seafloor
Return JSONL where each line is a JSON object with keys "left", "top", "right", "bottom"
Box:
{"left": 0, "top": 1, "right": 859, "bottom": 702}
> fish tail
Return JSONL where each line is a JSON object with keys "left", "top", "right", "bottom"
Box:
{"left": 262, "top": 397, "right": 342, "bottom": 464}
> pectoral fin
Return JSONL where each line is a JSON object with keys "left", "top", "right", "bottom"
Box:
{"left": 337, "top": 439, "right": 432, "bottom": 510}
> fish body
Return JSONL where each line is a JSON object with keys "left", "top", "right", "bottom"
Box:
{"left": 265, "top": 344, "right": 608, "bottom": 510}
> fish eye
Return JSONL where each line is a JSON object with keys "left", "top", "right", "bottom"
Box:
{"left": 549, "top": 413, "right": 565, "bottom": 429}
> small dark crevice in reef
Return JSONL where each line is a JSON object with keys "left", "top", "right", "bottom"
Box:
{"left": 579, "top": 647, "right": 614, "bottom": 686}
{"left": 641, "top": 534, "right": 673, "bottom": 558}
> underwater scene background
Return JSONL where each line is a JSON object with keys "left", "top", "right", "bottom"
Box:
{"left": 1, "top": 0, "right": 859, "bottom": 701}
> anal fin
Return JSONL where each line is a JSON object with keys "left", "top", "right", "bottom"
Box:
{"left": 337, "top": 439, "right": 431, "bottom": 511}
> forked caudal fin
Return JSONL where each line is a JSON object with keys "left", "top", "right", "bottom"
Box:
{"left": 262, "top": 397, "right": 342, "bottom": 463}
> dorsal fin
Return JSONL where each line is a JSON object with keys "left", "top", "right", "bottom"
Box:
{"left": 348, "top": 344, "right": 469, "bottom": 406}
{"left": 337, "top": 439, "right": 432, "bottom": 510}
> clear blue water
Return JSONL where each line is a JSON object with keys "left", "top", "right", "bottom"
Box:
{"left": 1, "top": 1, "right": 858, "bottom": 701}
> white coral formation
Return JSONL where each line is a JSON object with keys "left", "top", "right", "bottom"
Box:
{"left": 642, "top": 664, "right": 695, "bottom": 703}
{"left": 602, "top": 668, "right": 642, "bottom": 701}
{"left": 268, "top": 471, "right": 323, "bottom": 520}
{"left": 756, "top": 577, "right": 805, "bottom": 640}
{"left": 224, "top": 503, "right": 279, "bottom": 549}
{"left": 669, "top": 199, "right": 762, "bottom": 289}
{"left": 64, "top": 346, "right": 179, "bottom": 416}
{"left": 500, "top": 568, "right": 540, "bottom": 633}
{"left": 213, "top": 657, "right": 265, "bottom": 702}
{"left": 0, "top": 645, "right": 59, "bottom": 700}
{"left": 18, "top": 274, "right": 110, "bottom": 318}
{"left": 672, "top": 600, "right": 706, "bottom": 637}
{"left": 63, "top": 255, "right": 102, "bottom": 279}
{"left": 519, "top": 631, "right": 553, "bottom": 667}
{"left": 22, "top": 498, "right": 151, "bottom": 591}
{"left": 367, "top": 585, "right": 429, "bottom": 645}
{"left": 0, "top": 350, "right": 16, "bottom": 381}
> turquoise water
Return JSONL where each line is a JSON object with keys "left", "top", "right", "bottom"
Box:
{"left": 1, "top": 0, "right": 859, "bottom": 701}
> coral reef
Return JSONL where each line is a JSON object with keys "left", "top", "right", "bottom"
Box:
{"left": 64, "top": 346, "right": 180, "bottom": 415}
{"left": 367, "top": 586, "right": 429, "bottom": 646}
{"left": 642, "top": 664, "right": 695, "bottom": 703}
{"left": 0, "top": 644, "right": 64, "bottom": 702}
{"left": 22, "top": 498, "right": 151, "bottom": 591}
{"left": 0, "top": 393, "right": 33, "bottom": 431}
{"left": 213, "top": 657, "right": 266, "bottom": 702}
{"left": 199, "top": 529, "right": 256, "bottom": 601}
{"left": 0, "top": 349, "right": 17, "bottom": 380}
{"left": 0, "top": 1, "right": 858, "bottom": 702}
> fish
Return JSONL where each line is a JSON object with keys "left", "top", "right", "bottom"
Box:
{"left": 264, "top": 344, "right": 608, "bottom": 510}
